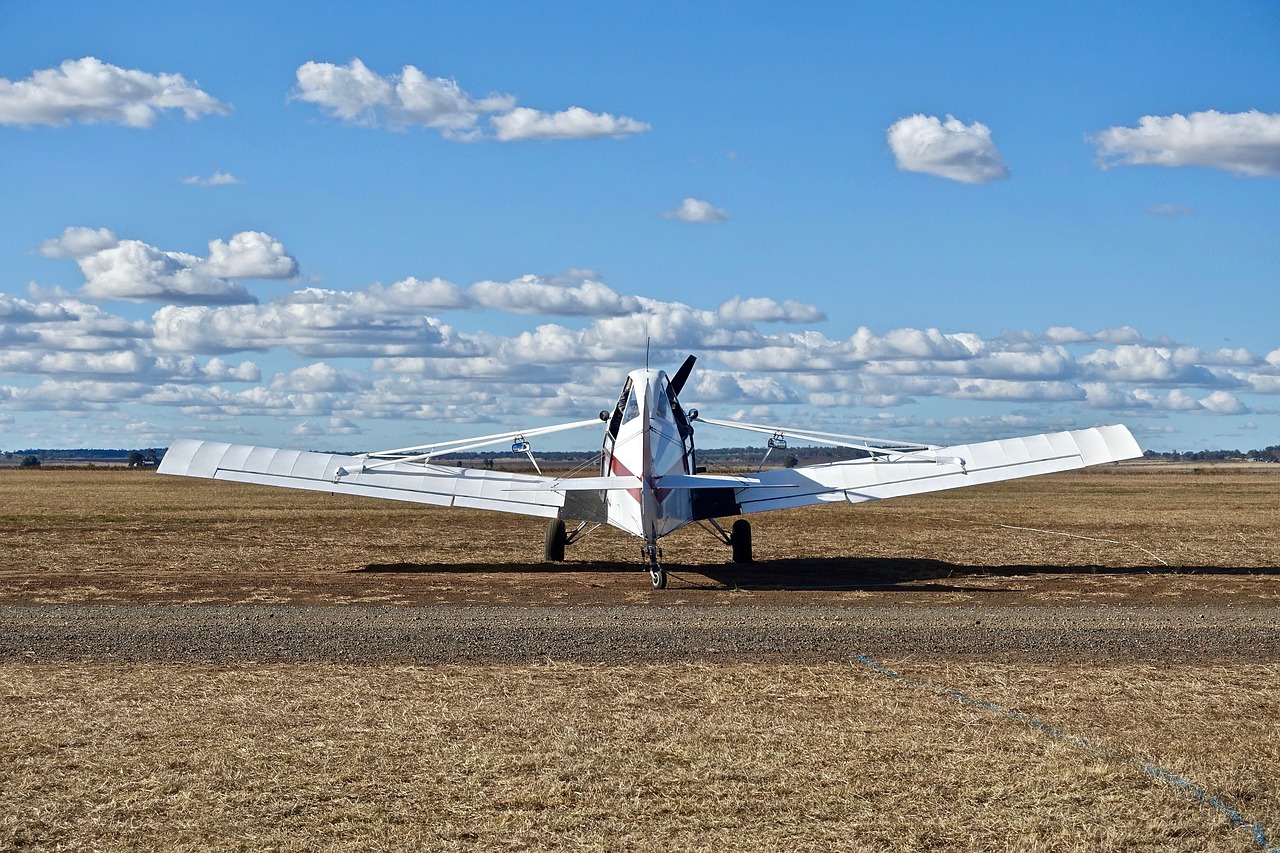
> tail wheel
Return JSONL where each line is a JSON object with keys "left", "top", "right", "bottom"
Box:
{"left": 645, "top": 543, "right": 666, "bottom": 589}
{"left": 731, "top": 519, "right": 753, "bottom": 563}
{"left": 544, "top": 518, "right": 567, "bottom": 562}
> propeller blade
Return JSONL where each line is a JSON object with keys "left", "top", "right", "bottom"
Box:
{"left": 669, "top": 354, "right": 696, "bottom": 395}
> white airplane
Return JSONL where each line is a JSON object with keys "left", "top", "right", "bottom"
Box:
{"left": 158, "top": 355, "right": 1142, "bottom": 588}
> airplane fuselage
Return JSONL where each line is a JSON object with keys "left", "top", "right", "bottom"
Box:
{"left": 601, "top": 368, "right": 698, "bottom": 543}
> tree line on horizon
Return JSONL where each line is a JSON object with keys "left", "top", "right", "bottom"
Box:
{"left": 1142, "top": 446, "right": 1280, "bottom": 463}
{"left": 4, "top": 448, "right": 160, "bottom": 468}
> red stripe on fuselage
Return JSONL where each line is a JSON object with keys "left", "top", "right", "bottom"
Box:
{"left": 610, "top": 454, "right": 669, "bottom": 505}
{"left": 610, "top": 456, "right": 643, "bottom": 504}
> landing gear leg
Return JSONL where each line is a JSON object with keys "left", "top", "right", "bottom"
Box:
{"left": 645, "top": 542, "right": 666, "bottom": 589}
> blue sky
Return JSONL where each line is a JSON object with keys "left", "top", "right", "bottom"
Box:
{"left": 2, "top": 1, "right": 1278, "bottom": 453}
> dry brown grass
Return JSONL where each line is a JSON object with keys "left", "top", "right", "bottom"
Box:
{"left": 1, "top": 466, "right": 1277, "bottom": 605}
{"left": 2, "top": 660, "right": 1277, "bottom": 852}
{"left": 3, "top": 469, "right": 1279, "bottom": 850}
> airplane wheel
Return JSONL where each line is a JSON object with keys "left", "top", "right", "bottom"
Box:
{"left": 544, "top": 518, "right": 566, "bottom": 562}
{"left": 731, "top": 519, "right": 753, "bottom": 563}
{"left": 646, "top": 543, "right": 666, "bottom": 589}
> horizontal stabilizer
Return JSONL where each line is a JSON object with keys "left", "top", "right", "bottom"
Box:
{"left": 512, "top": 473, "right": 799, "bottom": 492}
{"left": 656, "top": 473, "right": 793, "bottom": 490}
{"left": 510, "top": 475, "right": 641, "bottom": 492}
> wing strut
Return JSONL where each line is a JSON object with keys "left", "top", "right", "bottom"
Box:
{"left": 357, "top": 418, "right": 601, "bottom": 472}
{"left": 697, "top": 416, "right": 961, "bottom": 465}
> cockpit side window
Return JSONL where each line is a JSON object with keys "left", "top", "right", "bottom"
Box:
{"left": 608, "top": 378, "right": 632, "bottom": 439}
{"left": 654, "top": 376, "right": 671, "bottom": 419}
{"left": 622, "top": 383, "right": 641, "bottom": 424}
{"left": 666, "top": 374, "right": 695, "bottom": 468}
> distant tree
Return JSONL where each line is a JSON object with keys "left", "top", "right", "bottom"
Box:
{"left": 784, "top": 455, "right": 799, "bottom": 468}
{"left": 126, "top": 451, "right": 144, "bottom": 468}
{"left": 19, "top": 455, "right": 40, "bottom": 468}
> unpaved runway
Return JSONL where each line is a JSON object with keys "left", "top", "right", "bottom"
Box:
{"left": 3, "top": 603, "right": 1277, "bottom": 664}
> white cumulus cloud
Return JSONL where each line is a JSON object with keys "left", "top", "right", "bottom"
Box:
{"left": 39, "top": 226, "right": 119, "bottom": 259}
{"left": 364, "top": 277, "right": 471, "bottom": 311}
{"left": 950, "top": 379, "right": 1084, "bottom": 403}
{"left": 288, "top": 417, "right": 362, "bottom": 437}
{"left": 1080, "top": 345, "right": 1223, "bottom": 386}
{"left": 1092, "top": 110, "right": 1280, "bottom": 177}
{"left": 6, "top": 269, "right": 1279, "bottom": 446}
{"left": 887, "top": 114, "right": 1010, "bottom": 184}
{"left": 198, "top": 231, "right": 299, "bottom": 280}
{"left": 470, "top": 274, "right": 641, "bottom": 316}
{"left": 0, "top": 57, "right": 230, "bottom": 128}
{"left": 40, "top": 227, "right": 297, "bottom": 304}
{"left": 293, "top": 59, "right": 513, "bottom": 136}
{"left": 662, "top": 198, "right": 729, "bottom": 223}
{"left": 1198, "top": 390, "right": 1249, "bottom": 415}
{"left": 393, "top": 65, "right": 515, "bottom": 133}
{"left": 274, "top": 277, "right": 471, "bottom": 316}
{"left": 293, "top": 59, "right": 646, "bottom": 142}
{"left": 293, "top": 58, "right": 393, "bottom": 122}
{"left": 0, "top": 295, "right": 147, "bottom": 352}
{"left": 717, "top": 296, "right": 824, "bottom": 324}
{"left": 269, "top": 363, "right": 362, "bottom": 394}
{"left": 1040, "top": 326, "right": 1145, "bottom": 346}
{"left": 77, "top": 241, "right": 252, "bottom": 305}
{"left": 490, "top": 106, "right": 650, "bottom": 141}
{"left": 150, "top": 300, "right": 452, "bottom": 357}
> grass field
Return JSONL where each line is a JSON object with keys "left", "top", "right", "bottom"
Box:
{"left": 2, "top": 466, "right": 1278, "bottom": 850}
{"left": 2, "top": 465, "right": 1279, "bottom": 604}
{"left": 3, "top": 661, "right": 1278, "bottom": 851}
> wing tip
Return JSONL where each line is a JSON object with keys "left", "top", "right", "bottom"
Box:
{"left": 1083, "top": 424, "right": 1143, "bottom": 465}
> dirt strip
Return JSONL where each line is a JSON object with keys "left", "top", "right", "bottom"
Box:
{"left": 3, "top": 603, "right": 1277, "bottom": 664}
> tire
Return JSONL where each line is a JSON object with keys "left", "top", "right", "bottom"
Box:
{"left": 731, "top": 519, "right": 753, "bottom": 563}
{"left": 544, "top": 518, "right": 567, "bottom": 562}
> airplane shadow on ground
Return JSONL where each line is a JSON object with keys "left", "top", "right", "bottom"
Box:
{"left": 687, "top": 558, "right": 1280, "bottom": 592}
{"left": 349, "top": 558, "right": 1280, "bottom": 592}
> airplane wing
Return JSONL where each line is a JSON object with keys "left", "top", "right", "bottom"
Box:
{"left": 695, "top": 423, "right": 1142, "bottom": 515}
{"left": 157, "top": 418, "right": 620, "bottom": 520}
{"left": 158, "top": 439, "right": 577, "bottom": 518}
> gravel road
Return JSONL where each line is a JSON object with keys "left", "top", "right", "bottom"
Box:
{"left": 3, "top": 603, "right": 1277, "bottom": 664}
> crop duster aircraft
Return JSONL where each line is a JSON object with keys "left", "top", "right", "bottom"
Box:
{"left": 159, "top": 355, "right": 1142, "bottom": 588}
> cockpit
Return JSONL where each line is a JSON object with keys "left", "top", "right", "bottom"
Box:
{"left": 602, "top": 370, "right": 696, "bottom": 473}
